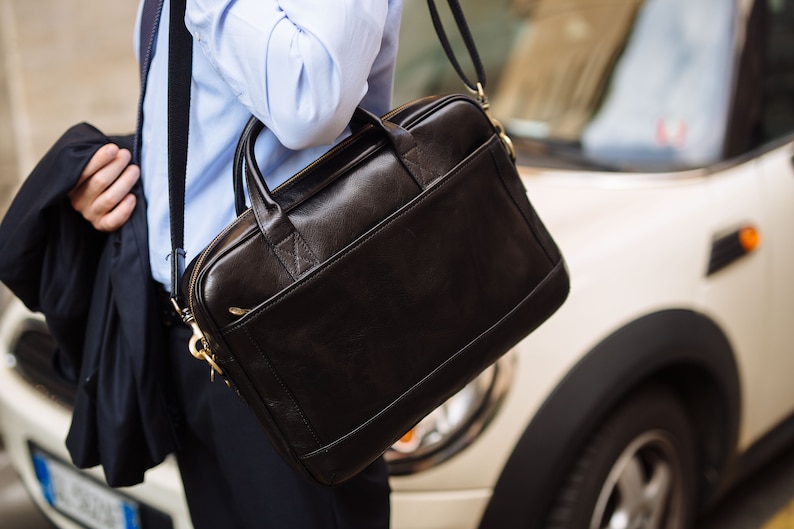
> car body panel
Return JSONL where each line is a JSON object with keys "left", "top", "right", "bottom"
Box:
{"left": 750, "top": 142, "right": 794, "bottom": 441}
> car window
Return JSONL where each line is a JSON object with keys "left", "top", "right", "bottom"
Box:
{"left": 578, "top": 0, "right": 735, "bottom": 168}
{"left": 395, "top": 0, "right": 738, "bottom": 171}
{"left": 763, "top": 0, "right": 794, "bottom": 141}
{"left": 393, "top": 0, "right": 520, "bottom": 105}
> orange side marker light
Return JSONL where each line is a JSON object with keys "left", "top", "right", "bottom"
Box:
{"left": 399, "top": 429, "right": 415, "bottom": 444}
{"left": 738, "top": 226, "right": 761, "bottom": 253}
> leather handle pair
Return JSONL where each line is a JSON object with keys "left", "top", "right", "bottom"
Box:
{"left": 233, "top": 107, "right": 432, "bottom": 217}
{"left": 232, "top": 0, "right": 485, "bottom": 216}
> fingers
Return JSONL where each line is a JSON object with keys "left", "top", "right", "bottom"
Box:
{"left": 94, "top": 193, "right": 137, "bottom": 232}
{"left": 69, "top": 144, "right": 141, "bottom": 232}
{"left": 75, "top": 146, "right": 133, "bottom": 202}
{"left": 77, "top": 143, "right": 120, "bottom": 187}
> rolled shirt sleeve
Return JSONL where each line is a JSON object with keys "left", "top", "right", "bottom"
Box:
{"left": 186, "top": 0, "right": 390, "bottom": 149}
{"left": 142, "top": 0, "right": 402, "bottom": 288}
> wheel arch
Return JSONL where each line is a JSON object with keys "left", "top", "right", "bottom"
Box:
{"left": 478, "top": 309, "right": 741, "bottom": 529}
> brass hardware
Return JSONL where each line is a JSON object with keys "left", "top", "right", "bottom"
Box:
{"left": 228, "top": 306, "right": 252, "bottom": 317}
{"left": 473, "top": 83, "right": 516, "bottom": 161}
{"left": 186, "top": 319, "right": 228, "bottom": 386}
{"left": 181, "top": 214, "right": 246, "bottom": 388}
{"left": 171, "top": 299, "right": 230, "bottom": 387}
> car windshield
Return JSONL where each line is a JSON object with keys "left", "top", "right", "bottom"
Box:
{"left": 394, "top": 0, "right": 738, "bottom": 171}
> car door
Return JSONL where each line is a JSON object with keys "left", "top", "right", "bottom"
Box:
{"left": 754, "top": 141, "right": 794, "bottom": 428}
{"left": 707, "top": 0, "right": 794, "bottom": 444}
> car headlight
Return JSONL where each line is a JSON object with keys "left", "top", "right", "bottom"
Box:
{"left": 385, "top": 351, "right": 514, "bottom": 475}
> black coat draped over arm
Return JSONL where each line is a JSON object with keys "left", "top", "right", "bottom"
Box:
{"left": 0, "top": 123, "right": 176, "bottom": 487}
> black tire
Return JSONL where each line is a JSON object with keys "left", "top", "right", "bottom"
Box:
{"left": 542, "top": 385, "right": 699, "bottom": 529}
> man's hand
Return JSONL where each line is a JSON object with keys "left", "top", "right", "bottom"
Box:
{"left": 68, "top": 143, "right": 140, "bottom": 232}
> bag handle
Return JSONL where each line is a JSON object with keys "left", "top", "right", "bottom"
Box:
{"left": 234, "top": 103, "right": 437, "bottom": 214}
{"left": 233, "top": 0, "right": 495, "bottom": 216}
{"left": 238, "top": 107, "right": 434, "bottom": 263}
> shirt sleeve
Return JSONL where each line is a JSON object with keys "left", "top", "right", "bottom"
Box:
{"left": 185, "top": 0, "right": 390, "bottom": 150}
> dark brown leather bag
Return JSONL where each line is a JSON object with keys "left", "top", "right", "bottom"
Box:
{"left": 171, "top": 0, "right": 569, "bottom": 486}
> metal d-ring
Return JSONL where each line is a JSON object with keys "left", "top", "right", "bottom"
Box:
{"left": 471, "top": 82, "right": 516, "bottom": 161}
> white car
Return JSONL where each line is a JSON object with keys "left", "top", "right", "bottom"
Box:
{"left": 2, "top": 0, "right": 794, "bottom": 528}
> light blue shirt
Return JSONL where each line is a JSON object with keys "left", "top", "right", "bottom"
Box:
{"left": 135, "top": 0, "right": 403, "bottom": 287}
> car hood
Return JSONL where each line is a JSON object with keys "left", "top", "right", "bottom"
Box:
{"left": 516, "top": 164, "right": 711, "bottom": 293}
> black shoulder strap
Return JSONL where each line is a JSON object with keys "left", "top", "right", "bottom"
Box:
{"left": 166, "top": 0, "right": 192, "bottom": 301}
{"left": 426, "top": 0, "right": 486, "bottom": 92}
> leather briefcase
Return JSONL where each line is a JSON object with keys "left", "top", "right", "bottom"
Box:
{"left": 173, "top": 0, "right": 570, "bottom": 486}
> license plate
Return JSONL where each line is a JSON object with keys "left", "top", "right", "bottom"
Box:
{"left": 31, "top": 447, "right": 141, "bottom": 529}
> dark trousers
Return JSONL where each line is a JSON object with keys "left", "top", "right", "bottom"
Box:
{"left": 165, "top": 323, "right": 391, "bottom": 529}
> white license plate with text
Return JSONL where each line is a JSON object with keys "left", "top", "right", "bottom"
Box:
{"left": 31, "top": 447, "right": 141, "bottom": 529}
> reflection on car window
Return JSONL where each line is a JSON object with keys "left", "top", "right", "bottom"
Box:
{"left": 493, "top": 0, "right": 645, "bottom": 144}
{"left": 393, "top": 0, "right": 520, "bottom": 105}
{"left": 394, "top": 0, "right": 737, "bottom": 171}
{"left": 580, "top": 0, "right": 735, "bottom": 168}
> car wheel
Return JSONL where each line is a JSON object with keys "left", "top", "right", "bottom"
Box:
{"left": 542, "top": 385, "right": 698, "bottom": 529}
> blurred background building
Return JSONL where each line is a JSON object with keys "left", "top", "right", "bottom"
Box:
{"left": 0, "top": 0, "right": 139, "bottom": 212}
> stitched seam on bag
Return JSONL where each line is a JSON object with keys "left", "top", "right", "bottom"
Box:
{"left": 296, "top": 259, "right": 567, "bottom": 458}
{"left": 273, "top": 232, "right": 319, "bottom": 278}
{"left": 241, "top": 325, "right": 324, "bottom": 448}
{"left": 223, "top": 135, "right": 504, "bottom": 334}
{"left": 254, "top": 207, "right": 319, "bottom": 281}
{"left": 254, "top": 207, "right": 297, "bottom": 280}
{"left": 401, "top": 143, "right": 428, "bottom": 187}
